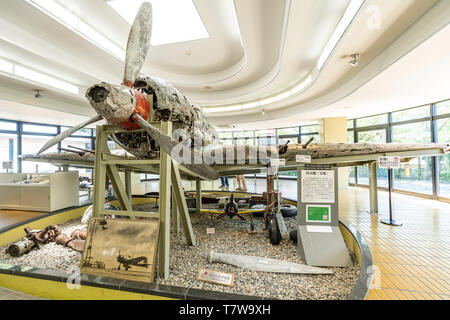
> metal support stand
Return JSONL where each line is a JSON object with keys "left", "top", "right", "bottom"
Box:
{"left": 369, "top": 162, "right": 378, "bottom": 214}
{"left": 380, "top": 168, "right": 402, "bottom": 226}
{"left": 92, "top": 122, "right": 196, "bottom": 280}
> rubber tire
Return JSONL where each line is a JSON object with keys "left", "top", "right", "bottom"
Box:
{"left": 280, "top": 204, "right": 297, "bottom": 217}
{"left": 268, "top": 214, "right": 282, "bottom": 245}
{"left": 289, "top": 229, "right": 297, "bottom": 244}
{"left": 250, "top": 204, "right": 265, "bottom": 217}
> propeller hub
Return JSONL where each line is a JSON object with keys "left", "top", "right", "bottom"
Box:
{"left": 86, "top": 83, "right": 150, "bottom": 130}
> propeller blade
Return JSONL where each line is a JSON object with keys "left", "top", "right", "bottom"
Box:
{"left": 37, "top": 115, "right": 103, "bottom": 155}
{"left": 123, "top": 2, "right": 152, "bottom": 86}
{"left": 132, "top": 114, "right": 219, "bottom": 180}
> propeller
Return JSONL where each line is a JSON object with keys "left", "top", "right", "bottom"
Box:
{"left": 37, "top": 114, "right": 102, "bottom": 155}
{"left": 123, "top": 1, "right": 152, "bottom": 87}
{"left": 132, "top": 114, "right": 219, "bottom": 180}
{"left": 36, "top": 2, "right": 152, "bottom": 155}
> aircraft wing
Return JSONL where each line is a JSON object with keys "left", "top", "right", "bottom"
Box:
{"left": 211, "top": 142, "right": 450, "bottom": 176}
{"left": 21, "top": 142, "right": 449, "bottom": 179}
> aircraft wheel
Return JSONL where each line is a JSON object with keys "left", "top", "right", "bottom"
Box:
{"left": 280, "top": 204, "right": 297, "bottom": 217}
{"left": 268, "top": 214, "right": 282, "bottom": 245}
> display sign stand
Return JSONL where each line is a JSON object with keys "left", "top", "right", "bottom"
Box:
{"left": 378, "top": 157, "right": 402, "bottom": 226}
{"left": 296, "top": 165, "right": 352, "bottom": 267}
{"left": 380, "top": 169, "right": 403, "bottom": 226}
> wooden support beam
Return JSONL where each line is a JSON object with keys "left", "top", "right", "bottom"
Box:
{"left": 158, "top": 121, "right": 172, "bottom": 279}
{"left": 196, "top": 180, "right": 202, "bottom": 210}
{"left": 172, "top": 187, "right": 180, "bottom": 234}
{"left": 92, "top": 125, "right": 107, "bottom": 218}
{"left": 171, "top": 160, "right": 196, "bottom": 246}
{"left": 106, "top": 164, "right": 133, "bottom": 213}
{"left": 125, "top": 170, "right": 132, "bottom": 205}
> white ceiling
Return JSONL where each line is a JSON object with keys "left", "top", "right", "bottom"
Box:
{"left": 0, "top": 0, "right": 448, "bottom": 129}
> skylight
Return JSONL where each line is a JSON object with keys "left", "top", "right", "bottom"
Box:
{"left": 107, "top": 0, "right": 210, "bottom": 46}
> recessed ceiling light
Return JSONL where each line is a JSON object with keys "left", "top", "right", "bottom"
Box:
{"left": 186, "top": 51, "right": 192, "bottom": 56}
{"left": 261, "top": 109, "right": 265, "bottom": 115}
{"left": 107, "top": 0, "right": 210, "bottom": 46}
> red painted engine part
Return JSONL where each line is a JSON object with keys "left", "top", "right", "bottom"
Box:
{"left": 117, "top": 88, "right": 150, "bottom": 130}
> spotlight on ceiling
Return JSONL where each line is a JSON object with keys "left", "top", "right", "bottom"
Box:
{"left": 349, "top": 53, "right": 359, "bottom": 67}
{"left": 34, "top": 89, "right": 42, "bottom": 98}
{"left": 262, "top": 109, "right": 265, "bottom": 115}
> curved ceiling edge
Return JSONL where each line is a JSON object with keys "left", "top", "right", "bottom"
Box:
{"left": 203, "top": 0, "right": 364, "bottom": 113}
{"left": 208, "top": 0, "right": 450, "bottom": 125}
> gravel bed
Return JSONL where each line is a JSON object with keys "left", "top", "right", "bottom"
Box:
{"left": 0, "top": 203, "right": 360, "bottom": 300}
{"left": 0, "top": 219, "right": 83, "bottom": 273}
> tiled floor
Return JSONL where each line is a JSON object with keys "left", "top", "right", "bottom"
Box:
{"left": 338, "top": 187, "right": 450, "bottom": 300}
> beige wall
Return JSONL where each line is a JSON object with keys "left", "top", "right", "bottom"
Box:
{"left": 318, "top": 117, "right": 348, "bottom": 190}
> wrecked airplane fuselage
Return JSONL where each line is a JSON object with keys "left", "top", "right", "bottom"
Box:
{"left": 86, "top": 75, "right": 219, "bottom": 159}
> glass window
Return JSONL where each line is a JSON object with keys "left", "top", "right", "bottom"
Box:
{"left": 391, "top": 121, "right": 431, "bottom": 143}
{"left": 347, "top": 120, "right": 354, "bottom": 129}
{"left": 256, "top": 129, "right": 275, "bottom": 137}
{"left": 357, "top": 165, "right": 369, "bottom": 186}
{"left": 61, "top": 137, "right": 92, "bottom": 151}
{"left": 219, "top": 132, "right": 232, "bottom": 139}
{"left": 23, "top": 124, "right": 58, "bottom": 134}
{"left": 221, "top": 139, "right": 233, "bottom": 146}
{"left": 21, "top": 135, "right": 59, "bottom": 173}
{"left": 301, "top": 125, "right": 318, "bottom": 134}
{"left": 356, "top": 114, "right": 387, "bottom": 127}
{"left": 392, "top": 105, "right": 429, "bottom": 122}
{"left": 349, "top": 167, "right": 356, "bottom": 184}
{"left": 61, "top": 126, "right": 92, "bottom": 136}
{"left": 392, "top": 121, "right": 432, "bottom": 194}
{"left": 235, "top": 131, "right": 253, "bottom": 138}
{"left": 357, "top": 129, "right": 386, "bottom": 143}
{"left": 277, "top": 127, "right": 299, "bottom": 136}
{"left": 436, "top": 100, "right": 450, "bottom": 116}
{"left": 347, "top": 131, "right": 354, "bottom": 143}
{"left": 437, "top": 118, "right": 450, "bottom": 198}
{"left": 0, "top": 121, "right": 17, "bottom": 131}
{"left": 0, "top": 133, "right": 18, "bottom": 172}
{"left": 301, "top": 134, "right": 318, "bottom": 144}
{"left": 279, "top": 137, "right": 298, "bottom": 145}
{"left": 257, "top": 136, "right": 276, "bottom": 146}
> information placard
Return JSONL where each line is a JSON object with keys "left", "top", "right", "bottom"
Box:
{"left": 197, "top": 269, "right": 234, "bottom": 287}
{"left": 378, "top": 156, "right": 401, "bottom": 169}
{"left": 306, "top": 205, "right": 331, "bottom": 223}
{"left": 296, "top": 155, "right": 311, "bottom": 163}
{"left": 301, "top": 170, "right": 335, "bottom": 203}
